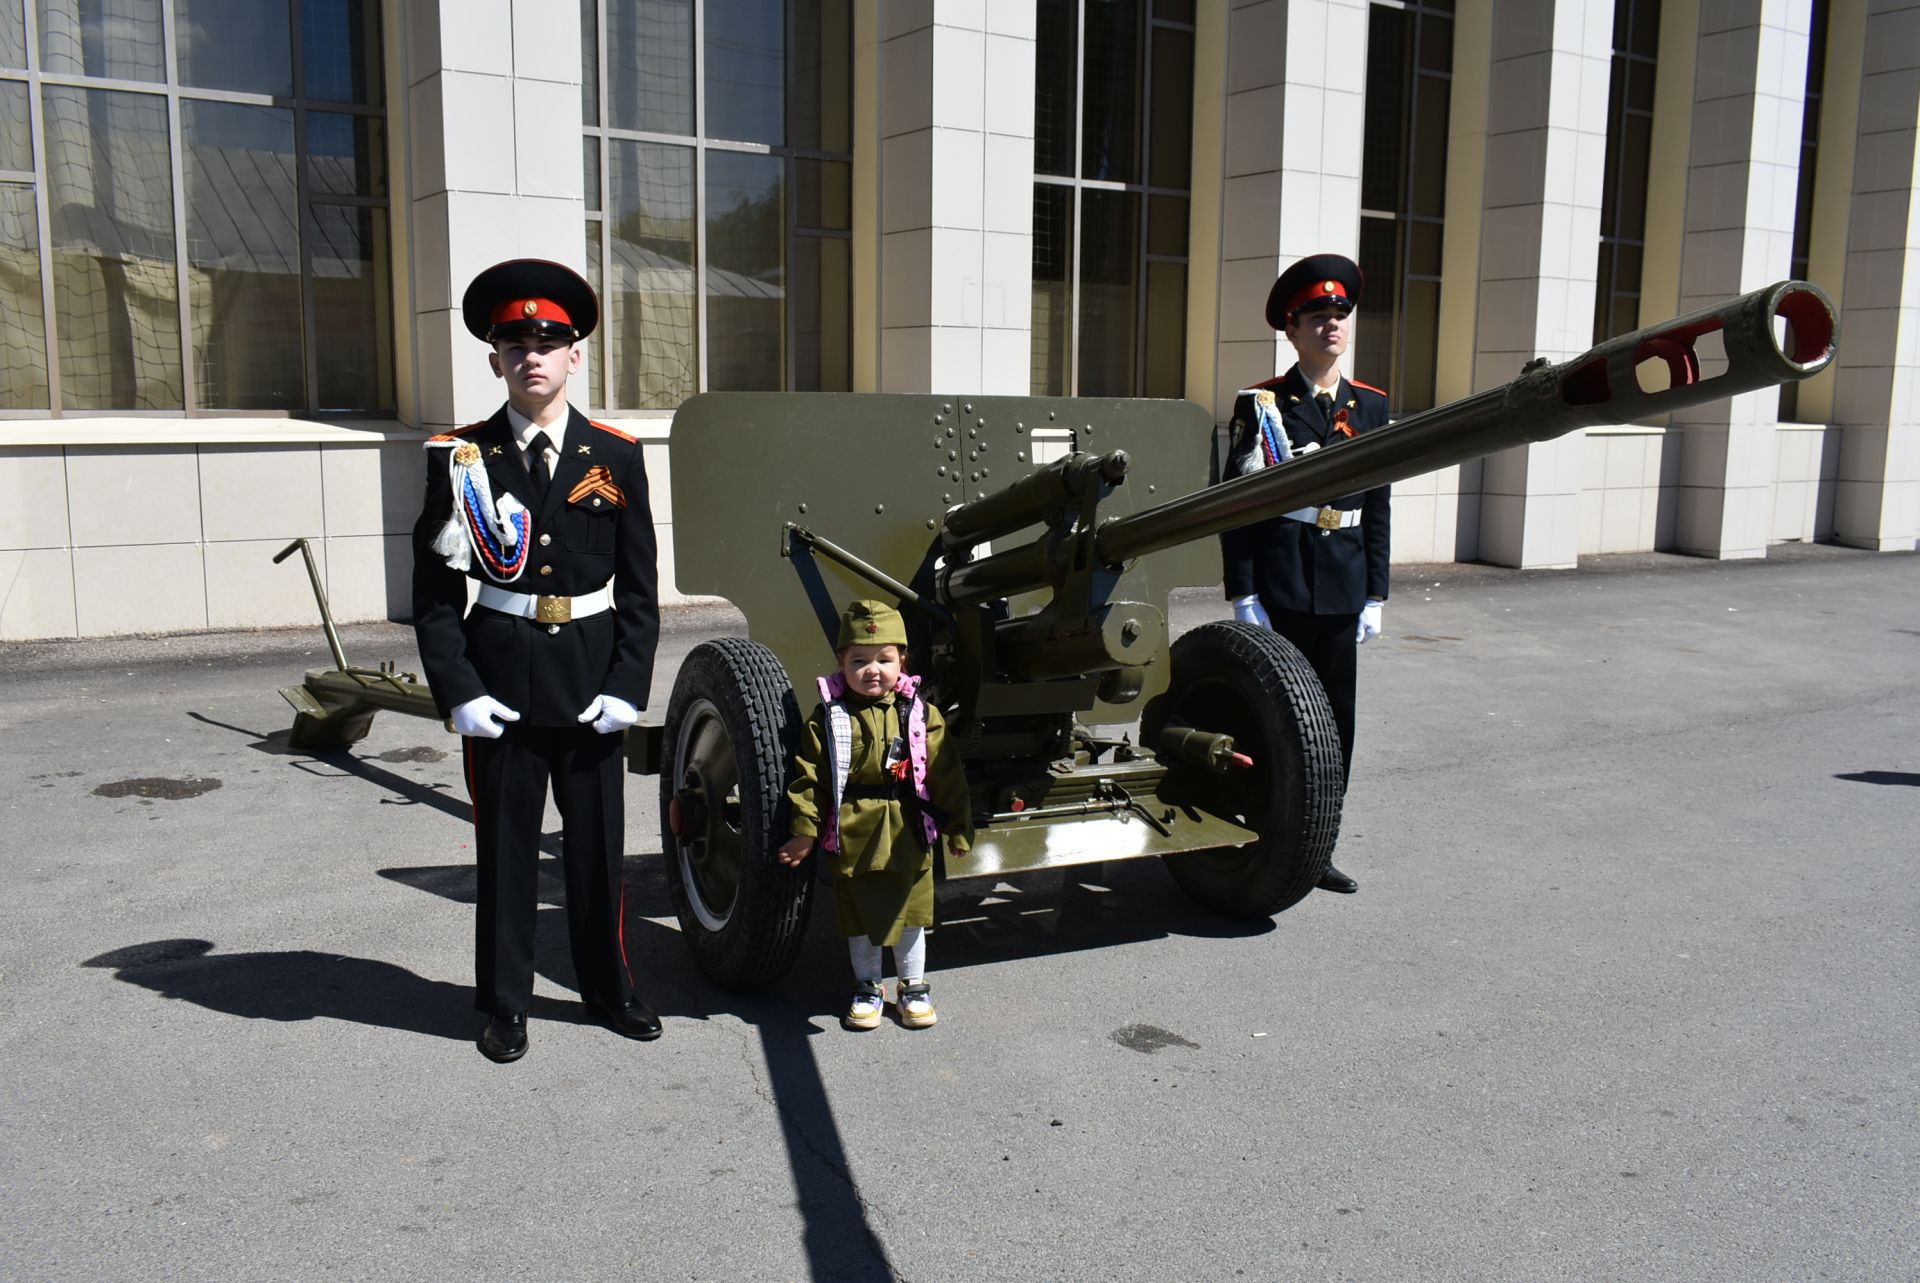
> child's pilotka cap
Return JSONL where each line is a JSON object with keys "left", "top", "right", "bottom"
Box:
{"left": 838, "top": 599, "right": 908, "bottom": 649}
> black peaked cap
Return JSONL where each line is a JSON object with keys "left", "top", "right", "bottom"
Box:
{"left": 461, "top": 258, "right": 600, "bottom": 343}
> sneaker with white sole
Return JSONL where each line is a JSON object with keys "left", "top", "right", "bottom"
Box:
{"left": 897, "top": 982, "right": 937, "bottom": 1029}
{"left": 844, "top": 982, "right": 884, "bottom": 1030}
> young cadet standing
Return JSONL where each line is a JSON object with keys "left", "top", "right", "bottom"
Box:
{"left": 1218, "top": 253, "right": 1390, "bottom": 896}
{"left": 411, "top": 259, "right": 661, "bottom": 1062}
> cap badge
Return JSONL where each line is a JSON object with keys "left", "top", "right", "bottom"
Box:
{"left": 521, "top": 300, "right": 539, "bottom": 318}
{"left": 1324, "top": 280, "right": 1338, "bottom": 294}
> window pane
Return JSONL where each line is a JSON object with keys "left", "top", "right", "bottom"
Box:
{"left": 583, "top": 137, "right": 601, "bottom": 213}
{"left": 176, "top": 0, "right": 292, "bottom": 97}
{"left": 302, "top": 0, "right": 382, "bottom": 105}
{"left": 44, "top": 86, "right": 181, "bottom": 409}
{"left": 1409, "top": 217, "right": 1441, "bottom": 277}
{"left": 1591, "top": 240, "right": 1614, "bottom": 342}
{"left": 1034, "top": 0, "right": 1076, "bottom": 177}
{"left": 1030, "top": 183, "right": 1071, "bottom": 394}
{"left": 707, "top": 0, "right": 782, "bottom": 146}
{"left": 580, "top": 0, "right": 599, "bottom": 126}
{"left": 1618, "top": 113, "right": 1650, "bottom": 238}
{"left": 307, "top": 112, "right": 385, "bottom": 197}
{"left": 794, "top": 157, "right": 848, "bottom": 230}
{"left": 1, "top": 78, "right": 28, "bottom": 171}
{"left": 4, "top": 0, "right": 27, "bottom": 68}
{"left": 1361, "top": 6, "right": 1407, "bottom": 213}
{"left": 584, "top": 218, "right": 603, "bottom": 408}
{"left": 610, "top": 0, "right": 693, "bottom": 135}
{"left": 1080, "top": 0, "right": 1140, "bottom": 184}
{"left": 1154, "top": 0, "right": 1193, "bottom": 21}
{"left": 1417, "top": 14, "right": 1451, "bottom": 72}
{"left": 607, "top": 138, "right": 695, "bottom": 408}
{"left": 183, "top": 100, "right": 303, "bottom": 410}
{"left": 1626, "top": 58, "right": 1655, "bottom": 112}
{"left": 791, "top": 233, "right": 848, "bottom": 391}
{"left": 1142, "top": 259, "right": 1184, "bottom": 399}
{"left": 1410, "top": 73, "right": 1449, "bottom": 218}
{"left": 1077, "top": 186, "right": 1137, "bottom": 396}
{"left": 790, "top": 0, "right": 850, "bottom": 152}
{"left": 1146, "top": 24, "right": 1191, "bottom": 189}
{"left": 1626, "top": 0, "right": 1659, "bottom": 58}
{"left": 1354, "top": 215, "right": 1396, "bottom": 390}
{"left": 38, "top": 0, "right": 166, "bottom": 81}
{"left": 0, "top": 181, "right": 48, "bottom": 407}
{"left": 310, "top": 203, "right": 392, "bottom": 410}
{"left": 705, "top": 148, "right": 783, "bottom": 391}
{"left": 1145, "top": 192, "right": 1186, "bottom": 257}
{"left": 1401, "top": 278, "right": 1438, "bottom": 412}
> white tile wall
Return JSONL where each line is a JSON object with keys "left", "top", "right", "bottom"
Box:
{"left": 508, "top": 0, "right": 581, "bottom": 83}
{"left": 198, "top": 446, "right": 325, "bottom": 543}
{"left": 0, "top": 549, "right": 78, "bottom": 640}
{"left": 0, "top": 448, "right": 72, "bottom": 550}
{"left": 66, "top": 448, "right": 202, "bottom": 547}
{"left": 73, "top": 543, "right": 208, "bottom": 635}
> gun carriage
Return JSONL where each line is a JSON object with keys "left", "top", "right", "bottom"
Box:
{"left": 275, "top": 282, "right": 1837, "bottom": 992}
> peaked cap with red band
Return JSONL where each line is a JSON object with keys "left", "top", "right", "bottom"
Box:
{"left": 1264, "top": 253, "right": 1364, "bottom": 331}
{"left": 462, "top": 258, "right": 600, "bottom": 344}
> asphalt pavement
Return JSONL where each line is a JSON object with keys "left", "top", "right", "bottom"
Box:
{"left": 1, "top": 543, "right": 1914, "bottom": 1282}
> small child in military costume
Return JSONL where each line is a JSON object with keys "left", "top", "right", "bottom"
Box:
{"left": 777, "top": 601, "right": 973, "bottom": 1029}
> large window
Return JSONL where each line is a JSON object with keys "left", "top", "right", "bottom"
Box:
{"left": 580, "top": 0, "right": 851, "bottom": 412}
{"left": 0, "top": 0, "right": 391, "bottom": 415}
{"left": 1779, "top": 0, "right": 1828, "bottom": 422}
{"left": 1593, "top": 0, "right": 1659, "bottom": 344}
{"left": 1357, "top": 0, "right": 1451, "bottom": 413}
{"left": 1031, "top": 0, "right": 1193, "bottom": 399}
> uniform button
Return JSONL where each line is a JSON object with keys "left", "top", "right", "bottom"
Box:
{"left": 539, "top": 564, "right": 554, "bottom": 576}
{"left": 538, "top": 533, "right": 551, "bottom": 546}
{"left": 547, "top": 624, "right": 559, "bottom": 635}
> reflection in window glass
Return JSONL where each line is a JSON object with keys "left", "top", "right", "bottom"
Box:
{"left": 0, "top": 182, "right": 48, "bottom": 407}
{"left": 39, "top": 0, "right": 166, "bottom": 82}
{"left": 1, "top": 78, "right": 29, "bottom": 171}
{"left": 310, "top": 204, "right": 392, "bottom": 410}
{"left": 583, "top": 219, "right": 603, "bottom": 407}
{"left": 303, "top": 0, "right": 383, "bottom": 105}
{"left": 706, "top": 149, "right": 783, "bottom": 391}
{"left": 44, "top": 86, "right": 182, "bottom": 409}
{"left": 1147, "top": 25, "right": 1191, "bottom": 189}
{"left": 1030, "top": 183, "right": 1071, "bottom": 395}
{"left": 609, "top": 0, "right": 693, "bottom": 135}
{"left": 3, "top": 0, "right": 26, "bottom": 69}
{"left": 307, "top": 112, "right": 386, "bottom": 197}
{"left": 791, "top": 233, "right": 848, "bottom": 391}
{"left": 1142, "top": 260, "right": 1184, "bottom": 399}
{"left": 794, "top": 158, "right": 848, "bottom": 230}
{"left": 1080, "top": 0, "right": 1140, "bottom": 184}
{"left": 583, "top": 136, "right": 600, "bottom": 213}
{"left": 707, "top": 0, "right": 783, "bottom": 145}
{"left": 580, "top": 0, "right": 599, "bottom": 126}
{"left": 183, "top": 101, "right": 303, "bottom": 410}
{"left": 176, "top": 0, "right": 292, "bottom": 96}
{"left": 1781, "top": 0, "right": 1826, "bottom": 422}
{"left": 789, "top": 0, "right": 850, "bottom": 152}
{"left": 607, "top": 139, "right": 695, "bottom": 409}
{"left": 1594, "top": 0, "right": 1658, "bottom": 343}
{"left": 1034, "top": 0, "right": 1076, "bottom": 178}
{"left": 1077, "top": 188, "right": 1137, "bottom": 397}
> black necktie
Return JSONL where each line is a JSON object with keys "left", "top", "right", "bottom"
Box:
{"left": 1315, "top": 391, "right": 1334, "bottom": 424}
{"left": 528, "top": 430, "right": 553, "bottom": 502}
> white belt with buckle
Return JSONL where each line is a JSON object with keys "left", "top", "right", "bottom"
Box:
{"left": 1284, "top": 505, "right": 1362, "bottom": 530}
{"left": 476, "top": 581, "right": 613, "bottom": 625}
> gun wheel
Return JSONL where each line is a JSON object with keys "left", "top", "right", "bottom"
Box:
{"left": 661, "top": 638, "right": 811, "bottom": 990}
{"left": 1142, "top": 621, "right": 1344, "bottom": 918}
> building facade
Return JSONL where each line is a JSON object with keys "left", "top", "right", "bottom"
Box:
{"left": 1, "top": 0, "right": 1914, "bottom": 640}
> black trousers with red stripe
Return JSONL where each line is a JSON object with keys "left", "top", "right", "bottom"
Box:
{"left": 463, "top": 722, "right": 633, "bottom": 1017}
{"left": 1262, "top": 605, "right": 1360, "bottom": 790}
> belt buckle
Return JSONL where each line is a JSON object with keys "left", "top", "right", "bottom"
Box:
{"left": 1316, "top": 506, "right": 1343, "bottom": 531}
{"left": 535, "top": 594, "right": 572, "bottom": 624}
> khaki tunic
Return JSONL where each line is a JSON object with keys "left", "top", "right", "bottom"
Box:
{"left": 787, "top": 690, "right": 974, "bottom": 946}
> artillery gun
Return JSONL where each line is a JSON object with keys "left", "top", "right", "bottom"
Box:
{"left": 644, "top": 281, "right": 1837, "bottom": 989}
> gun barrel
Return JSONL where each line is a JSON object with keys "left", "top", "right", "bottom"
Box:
{"left": 1094, "top": 280, "right": 1835, "bottom": 567}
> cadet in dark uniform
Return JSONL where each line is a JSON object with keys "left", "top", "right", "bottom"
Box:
{"left": 411, "top": 259, "right": 661, "bottom": 1062}
{"left": 1219, "top": 253, "right": 1389, "bottom": 895}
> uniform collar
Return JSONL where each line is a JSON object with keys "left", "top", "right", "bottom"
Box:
{"left": 505, "top": 402, "right": 570, "bottom": 453}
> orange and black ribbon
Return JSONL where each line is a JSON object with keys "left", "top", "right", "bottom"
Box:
{"left": 567, "top": 464, "right": 627, "bottom": 508}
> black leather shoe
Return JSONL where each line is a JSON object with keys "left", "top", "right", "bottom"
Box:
{"left": 1317, "top": 865, "right": 1359, "bottom": 894}
{"left": 595, "top": 996, "right": 663, "bottom": 1042}
{"left": 479, "top": 1012, "right": 528, "bottom": 1063}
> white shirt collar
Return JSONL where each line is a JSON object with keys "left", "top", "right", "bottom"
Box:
{"left": 505, "top": 403, "right": 569, "bottom": 454}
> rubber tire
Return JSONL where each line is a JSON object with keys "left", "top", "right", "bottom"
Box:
{"left": 1140, "top": 621, "right": 1345, "bottom": 918}
{"left": 660, "top": 638, "right": 811, "bottom": 990}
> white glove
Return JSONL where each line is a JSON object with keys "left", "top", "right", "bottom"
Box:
{"left": 1356, "top": 600, "right": 1383, "bottom": 645}
{"left": 1232, "top": 594, "right": 1271, "bottom": 628}
{"left": 578, "top": 693, "right": 640, "bottom": 735}
{"left": 451, "top": 694, "right": 521, "bottom": 738}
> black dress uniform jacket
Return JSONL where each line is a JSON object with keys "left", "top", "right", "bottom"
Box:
{"left": 411, "top": 404, "right": 660, "bottom": 726}
{"left": 1220, "top": 366, "right": 1391, "bottom": 614}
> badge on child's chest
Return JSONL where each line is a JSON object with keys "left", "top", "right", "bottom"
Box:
{"left": 884, "top": 736, "right": 911, "bottom": 781}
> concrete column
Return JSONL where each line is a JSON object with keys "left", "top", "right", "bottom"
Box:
{"left": 1209, "top": 0, "right": 1369, "bottom": 418}
{"left": 1669, "top": 0, "right": 1809, "bottom": 558}
{"left": 403, "top": 0, "right": 586, "bottom": 430}
{"left": 1470, "top": 0, "right": 1613, "bottom": 570}
{"left": 876, "top": 1, "right": 1034, "bottom": 394}
{"left": 1829, "top": 0, "right": 1920, "bottom": 551}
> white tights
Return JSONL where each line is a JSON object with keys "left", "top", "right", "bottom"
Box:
{"left": 848, "top": 926, "right": 926, "bottom": 985}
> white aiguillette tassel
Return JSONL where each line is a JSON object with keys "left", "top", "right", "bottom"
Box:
{"left": 432, "top": 513, "right": 471, "bottom": 570}
{"left": 494, "top": 494, "right": 526, "bottom": 547}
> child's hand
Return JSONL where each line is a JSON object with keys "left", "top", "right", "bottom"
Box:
{"left": 946, "top": 838, "right": 968, "bottom": 860}
{"left": 776, "top": 835, "right": 814, "bottom": 867}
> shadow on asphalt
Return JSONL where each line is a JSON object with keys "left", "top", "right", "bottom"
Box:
{"left": 1834, "top": 770, "right": 1920, "bottom": 787}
